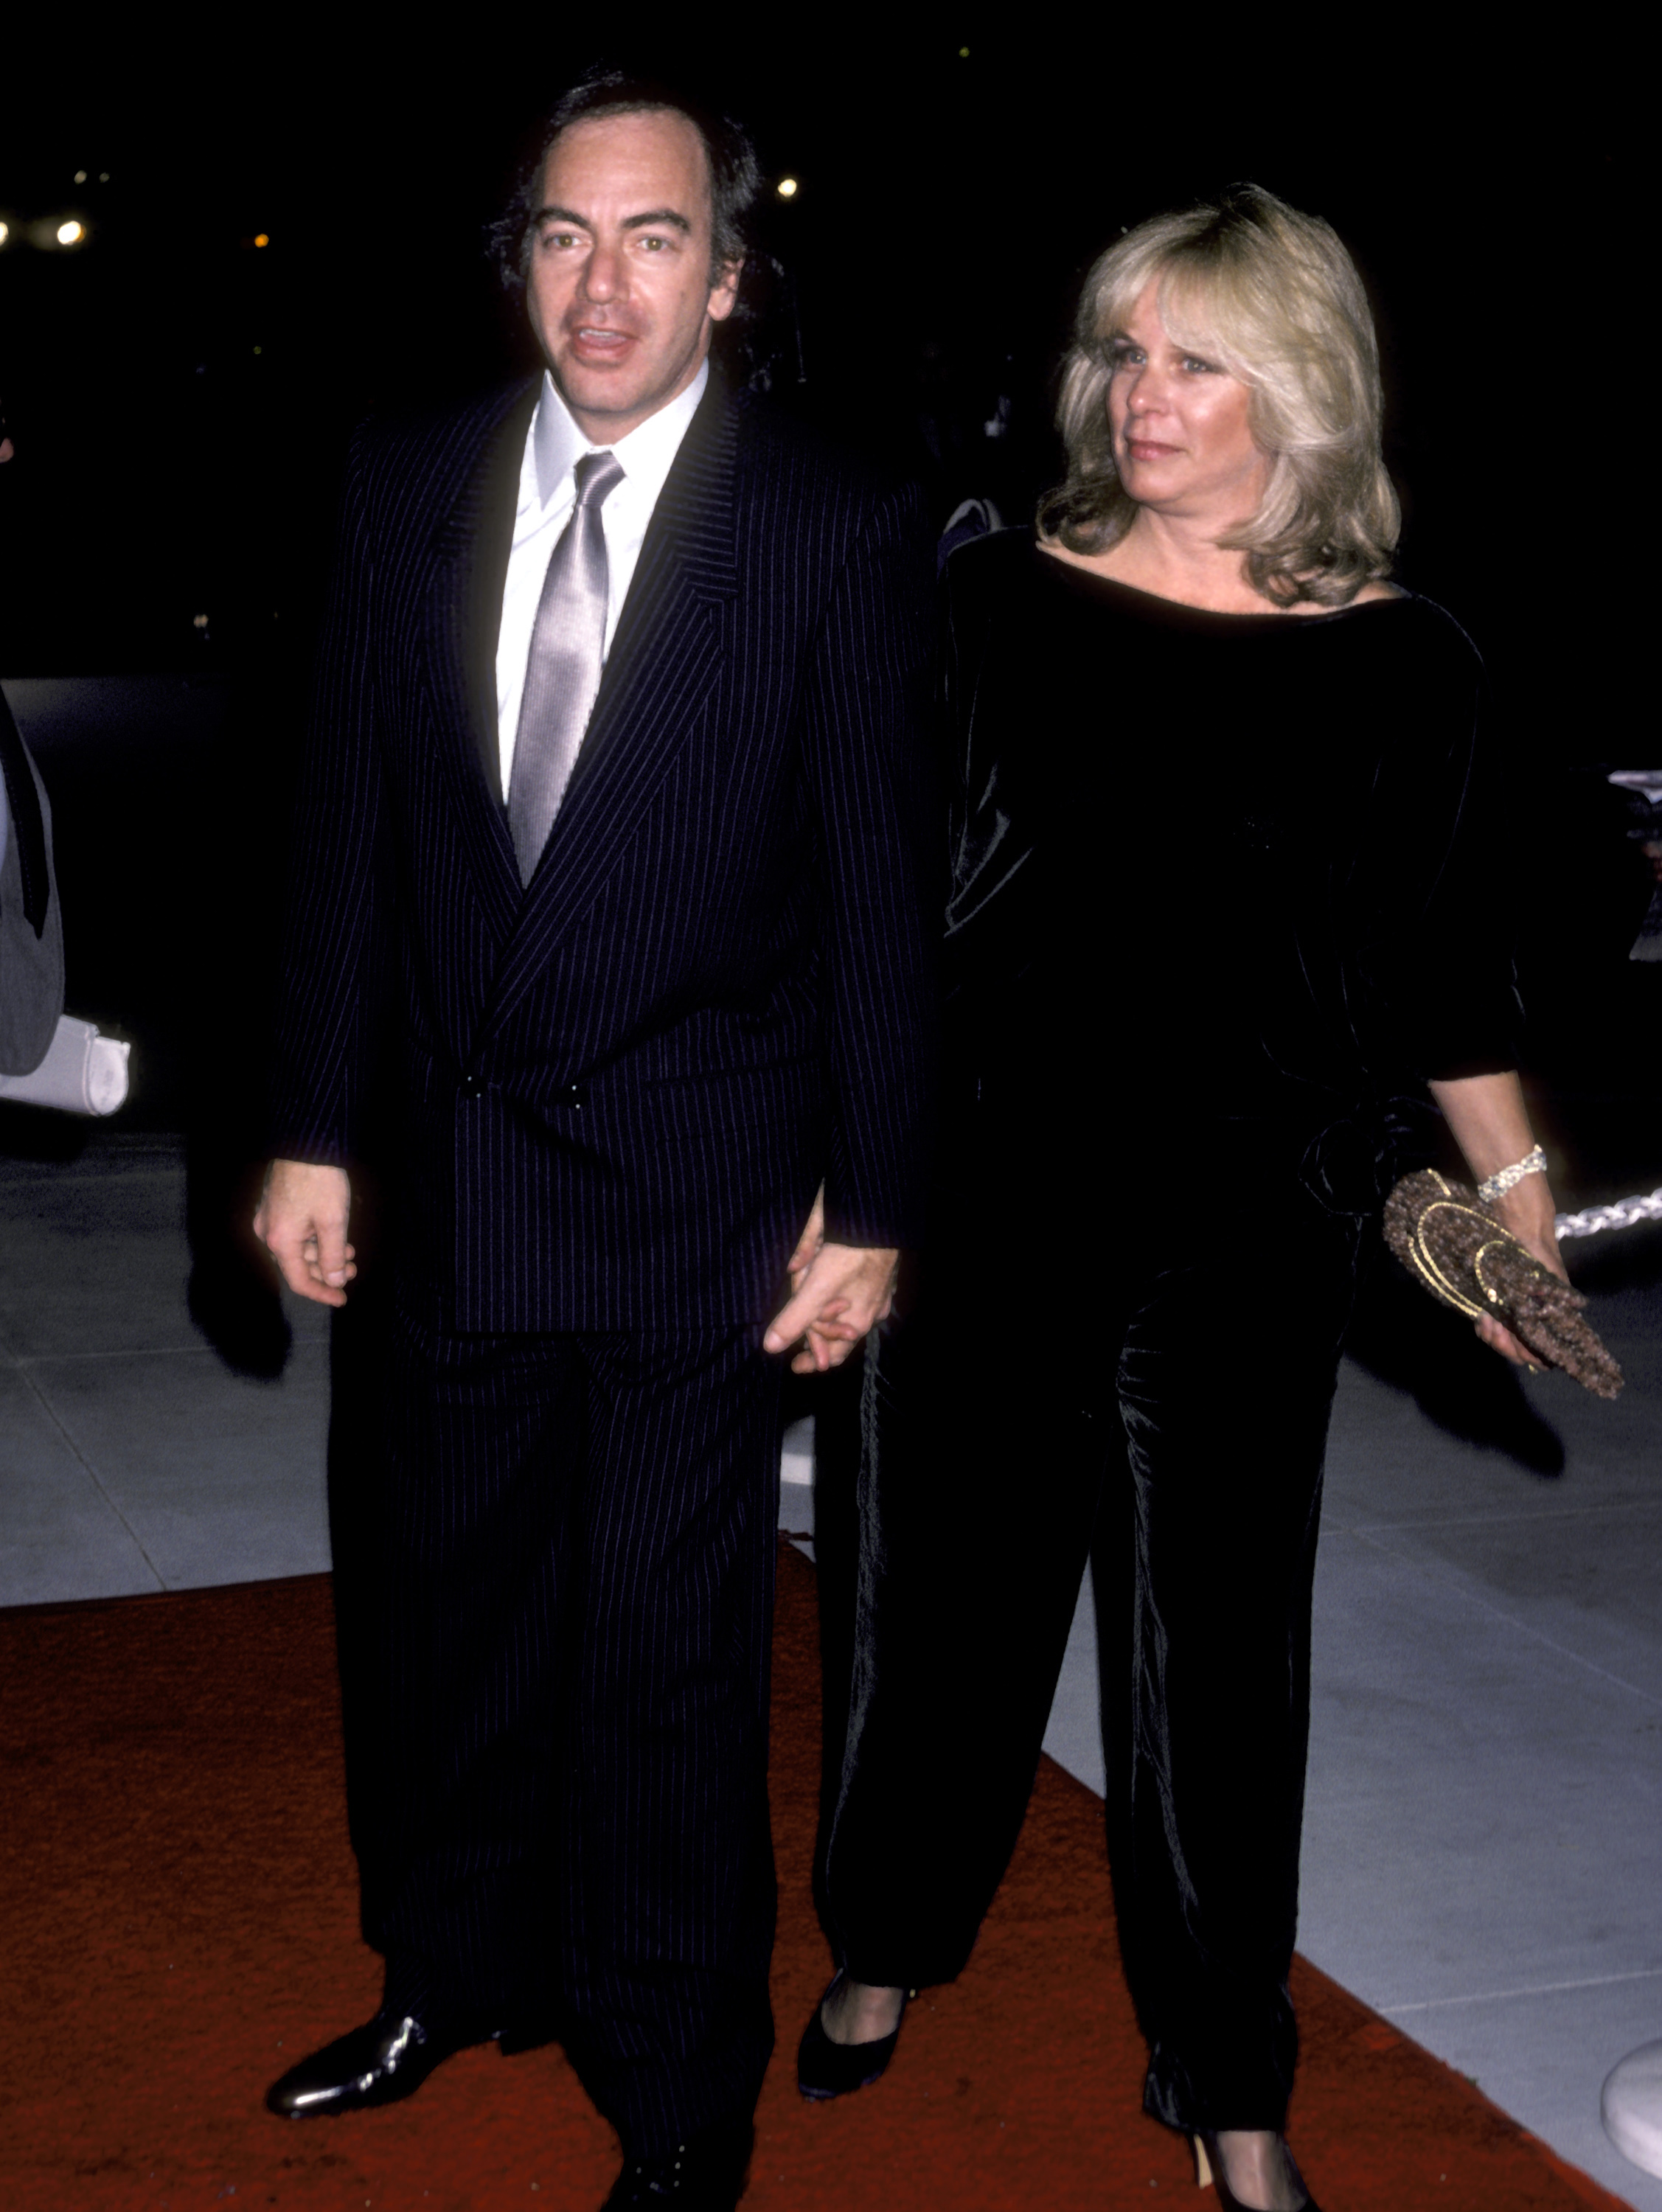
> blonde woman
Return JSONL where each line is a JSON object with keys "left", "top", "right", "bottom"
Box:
{"left": 801, "top": 187, "right": 1565, "bottom": 2211}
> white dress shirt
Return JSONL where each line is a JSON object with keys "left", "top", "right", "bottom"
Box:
{"left": 494, "top": 359, "right": 709, "bottom": 797}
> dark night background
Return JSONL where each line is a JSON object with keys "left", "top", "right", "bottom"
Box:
{"left": 1, "top": 26, "right": 1654, "bottom": 1251}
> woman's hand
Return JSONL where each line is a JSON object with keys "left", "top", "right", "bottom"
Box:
{"left": 1426, "top": 1071, "right": 1567, "bottom": 1371}
{"left": 1475, "top": 1173, "right": 1568, "bottom": 1367}
{"left": 765, "top": 1183, "right": 898, "bottom": 1374}
{"left": 785, "top": 1183, "right": 826, "bottom": 1293}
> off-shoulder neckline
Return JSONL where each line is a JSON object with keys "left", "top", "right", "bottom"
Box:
{"left": 1029, "top": 540, "right": 1411, "bottom": 628}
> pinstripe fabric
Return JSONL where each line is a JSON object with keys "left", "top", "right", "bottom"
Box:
{"left": 270, "top": 375, "right": 937, "bottom": 1332}
{"left": 272, "top": 374, "right": 935, "bottom": 2153}
{"left": 337, "top": 1310, "right": 780, "bottom": 2153}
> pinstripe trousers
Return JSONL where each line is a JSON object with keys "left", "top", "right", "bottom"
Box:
{"left": 327, "top": 1293, "right": 782, "bottom": 2156}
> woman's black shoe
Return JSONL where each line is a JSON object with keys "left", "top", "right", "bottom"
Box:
{"left": 796, "top": 1972, "right": 906, "bottom": 2101}
{"left": 1194, "top": 2132, "right": 1324, "bottom": 2211}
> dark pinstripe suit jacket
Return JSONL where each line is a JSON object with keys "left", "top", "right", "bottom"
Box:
{"left": 271, "top": 373, "right": 936, "bottom": 1333}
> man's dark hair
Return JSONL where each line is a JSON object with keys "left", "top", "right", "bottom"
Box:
{"left": 489, "top": 69, "right": 764, "bottom": 315}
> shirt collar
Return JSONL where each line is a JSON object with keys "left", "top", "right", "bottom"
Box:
{"left": 531, "top": 357, "right": 710, "bottom": 512}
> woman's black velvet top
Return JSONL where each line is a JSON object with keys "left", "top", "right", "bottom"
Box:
{"left": 939, "top": 531, "right": 1520, "bottom": 1208}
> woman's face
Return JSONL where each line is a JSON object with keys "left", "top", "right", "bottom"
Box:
{"left": 1107, "top": 279, "right": 1267, "bottom": 523}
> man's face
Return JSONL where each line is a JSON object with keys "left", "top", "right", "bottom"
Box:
{"left": 525, "top": 108, "right": 740, "bottom": 444}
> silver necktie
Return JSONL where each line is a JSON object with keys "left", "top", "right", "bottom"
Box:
{"left": 507, "top": 448, "right": 625, "bottom": 886}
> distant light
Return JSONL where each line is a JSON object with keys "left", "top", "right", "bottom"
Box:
{"left": 254, "top": 232, "right": 270, "bottom": 247}
{"left": 776, "top": 177, "right": 799, "bottom": 199}
{"left": 959, "top": 45, "right": 970, "bottom": 56}
{"left": 0, "top": 222, "right": 9, "bottom": 247}
{"left": 99, "top": 173, "right": 110, "bottom": 184}
{"left": 74, "top": 170, "right": 88, "bottom": 184}
{"left": 253, "top": 345, "right": 263, "bottom": 355}
{"left": 192, "top": 614, "right": 209, "bottom": 630}
{"left": 56, "top": 220, "right": 85, "bottom": 246}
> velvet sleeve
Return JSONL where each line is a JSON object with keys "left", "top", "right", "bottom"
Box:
{"left": 936, "top": 532, "right": 1047, "bottom": 1032}
{"left": 1349, "top": 599, "right": 1523, "bottom": 1083}
{"left": 796, "top": 479, "right": 939, "bottom": 1251}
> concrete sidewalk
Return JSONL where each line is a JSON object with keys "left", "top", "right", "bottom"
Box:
{"left": 1037, "top": 1223, "right": 1662, "bottom": 2210}
{"left": 1, "top": 1128, "right": 1658, "bottom": 2205}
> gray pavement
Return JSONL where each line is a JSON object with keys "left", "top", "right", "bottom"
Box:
{"left": 1038, "top": 1231, "right": 1662, "bottom": 2211}
{"left": 1, "top": 1128, "right": 1658, "bottom": 2205}
{"left": 0, "top": 1134, "right": 332, "bottom": 1601}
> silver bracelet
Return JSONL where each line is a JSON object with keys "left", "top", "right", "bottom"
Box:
{"left": 1477, "top": 1145, "right": 1548, "bottom": 1205}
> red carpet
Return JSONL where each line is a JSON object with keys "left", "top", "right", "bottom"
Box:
{"left": 0, "top": 1546, "right": 1627, "bottom": 2210}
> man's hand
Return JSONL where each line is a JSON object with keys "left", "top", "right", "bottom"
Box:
{"left": 254, "top": 1159, "right": 357, "bottom": 1307}
{"left": 765, "top": 1188, "right": 897, "bottom": 1374}
{"left": 782, "top": 1183, "right": 827, "bottom": 1294}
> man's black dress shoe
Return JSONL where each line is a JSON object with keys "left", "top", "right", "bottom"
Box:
{"left": 265, "top": 2008, "right": 480, "bottom": 2117}
{"left": 602, "top": 2115, "right": 753, "bottom": 2208}
{"left": 796, "top": 1970, "right": 906, "bottom": 2100}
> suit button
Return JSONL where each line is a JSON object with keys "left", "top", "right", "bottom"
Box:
{"left": 459, "top": 1074, "right": 484, "bottom": 1099}
{"left": 562, "top": 1083, "right": 586, "bottom": 1109}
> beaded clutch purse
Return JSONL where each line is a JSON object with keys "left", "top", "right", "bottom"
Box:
{"left": 1382, "top": 1169, "right": 1624, "bottom": 1399}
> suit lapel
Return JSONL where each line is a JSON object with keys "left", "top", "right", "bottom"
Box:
{"left": 479, "top": 379, "right": 742, "bottom": 1038}
{"left": 423, "top": 378, "right": 538, "bottom": 940}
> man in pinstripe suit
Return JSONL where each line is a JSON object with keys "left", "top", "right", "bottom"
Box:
{"left": 253, "top": 73, "right": 933, "bottom": 2210}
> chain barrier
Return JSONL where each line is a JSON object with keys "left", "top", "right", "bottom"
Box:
{"left": 1554, "top": 1189, "right": 1662, "bottom": 1242}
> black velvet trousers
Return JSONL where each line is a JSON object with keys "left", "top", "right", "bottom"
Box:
{"left": 326, "top": 1290, "right": 782, "bottom": 2157}
{"left": 813, "top": 1164, "right": 1363, "bottom": 2133}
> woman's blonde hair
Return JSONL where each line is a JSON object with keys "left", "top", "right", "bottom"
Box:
{"left": 1037, "top": 184, "right": 1400, "bottom": 608}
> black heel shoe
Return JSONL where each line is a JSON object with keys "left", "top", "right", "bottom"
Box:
{"left": 1192, "top": 2132, "right": 1324, "bottom": 2212}
{"left": 796, "top": 1971, "right": 908, "bottom": 2100}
